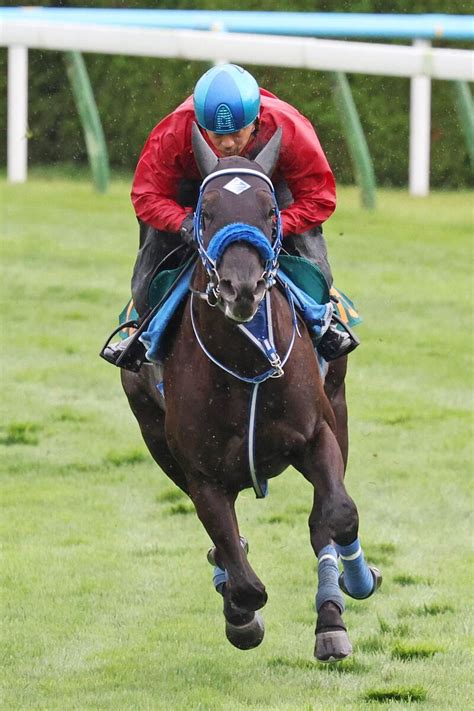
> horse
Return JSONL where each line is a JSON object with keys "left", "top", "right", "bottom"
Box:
{"left": 121, "top": 124, "right": 381, "bottom": 662}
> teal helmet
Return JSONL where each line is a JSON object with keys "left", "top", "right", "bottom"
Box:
{"left": 193, "top": 64, "right": 260, "bottom": 134}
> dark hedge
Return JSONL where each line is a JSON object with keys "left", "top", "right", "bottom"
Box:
{"left": 1, "top": 0, "right": 472, "bottom": 187}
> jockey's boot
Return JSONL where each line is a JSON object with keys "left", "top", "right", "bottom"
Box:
{"left": 317, "top": 320, "right": 360, "bottom": 361}
{"left": 100, "top": 335, "right": 146, "bottom": 372}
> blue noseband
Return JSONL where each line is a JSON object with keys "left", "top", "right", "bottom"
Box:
{"left": 207, "top": 223, "right": 275, "bottom": 263}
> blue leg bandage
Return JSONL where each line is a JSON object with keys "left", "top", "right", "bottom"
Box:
{"left": 316, "top": 545, "right": 345, "bottom": 613}
{"left": 336, "top": 537, "right": 374, "bottom": 598}
{"left": 213, "top": 566, "right": 228, "bottom": 595}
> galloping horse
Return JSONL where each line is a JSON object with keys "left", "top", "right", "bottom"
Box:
{"left": 121, "top": 124, "right": 380, "bottom": 661}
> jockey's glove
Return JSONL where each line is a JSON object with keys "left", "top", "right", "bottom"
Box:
{"left": 179, "top": 214, "right": 196, "bottom": 247}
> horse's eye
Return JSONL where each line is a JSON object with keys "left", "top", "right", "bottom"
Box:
{"left": 269, "top": 207, "right": 276, "bottom": 219}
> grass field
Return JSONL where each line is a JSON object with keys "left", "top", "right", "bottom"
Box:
{"left": 1, "top": 175, "right": 473, "bottom": 710}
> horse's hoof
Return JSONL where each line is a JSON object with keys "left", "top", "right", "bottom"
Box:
{"left": 338, "top": 566, "right": 382, "bottom": 600}
{"left": 314, "top": 630, "right": 352, "bottom": 662}
{"left": 207, "top": 536, "right": 249, "bottom": 567}
{"left": 225, "top": 611, "right": 265, "bottom": 650}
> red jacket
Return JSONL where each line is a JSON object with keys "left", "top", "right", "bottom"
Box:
{"left": 131, "top": 89, "right": 336, "bottom": 237}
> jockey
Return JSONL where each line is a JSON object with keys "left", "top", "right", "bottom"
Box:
{"left": 102, "top": 63, "right": 359, "bottom": 367}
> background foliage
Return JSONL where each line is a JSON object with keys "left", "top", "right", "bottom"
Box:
{"left": 1, "top": 0, "right": 472, "bottom": 187}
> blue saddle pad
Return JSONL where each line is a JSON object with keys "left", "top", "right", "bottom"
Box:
{"left": 139, "top": 263, "right": 194, "bottom": 363}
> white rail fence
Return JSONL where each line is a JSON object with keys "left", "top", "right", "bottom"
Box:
{"left": 2, "top": 18, "right": 473, "bottom": 195}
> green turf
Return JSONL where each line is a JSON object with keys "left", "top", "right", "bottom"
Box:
{"left": 1, "top": 177, "right": 473, "bottom": 710}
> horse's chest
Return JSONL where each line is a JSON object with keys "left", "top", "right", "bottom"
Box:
{"left": 185, "top": 384, "right": 306, "bottom": 480}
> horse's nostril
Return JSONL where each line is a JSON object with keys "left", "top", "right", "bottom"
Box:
{"left": 237, "top": 285, "right": 258, "bottom": 304}
{"left": 255, "top": 279, "right": 267, "bottom": 299}
{"left": 219, "top": 279, "right": 237, "bottom": 302}
{"left": 242, "top": 280, "right": 267, "bottom": 304}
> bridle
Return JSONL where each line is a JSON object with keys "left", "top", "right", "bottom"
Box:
{"left": 192, "top": 168, "right": 283, "bottom": 306}
{"left": 189, "top": 163, "right": 297, "bottom": 385}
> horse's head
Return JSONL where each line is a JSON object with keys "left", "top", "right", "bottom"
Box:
{"left": 192, "top": 123, "right": 282, "bottom": 323}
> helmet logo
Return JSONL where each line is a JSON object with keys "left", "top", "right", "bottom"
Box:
{"left": 223, "top": 177, "right": 252, "bottom": 195}
{"left": 215, "top": 104, "right": 236, "bottom": 133}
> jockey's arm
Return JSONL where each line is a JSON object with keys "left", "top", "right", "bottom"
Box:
{"left": 131, "top": 120, "right": 193, "bottom": 234}
{"left": 277, "top": 115, "right": 336, "bottom": 237}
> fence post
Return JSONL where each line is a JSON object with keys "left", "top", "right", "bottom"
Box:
{"left": 409, "top": 39, "right": 431, "bottom": 197}
{"left": 7, "top": 45, "right": 28, "bottom": 183}
{"left": 331, "top": 71, "right": 376, "bottom": 210}
{"left": 63, "top": 51, "right": 110, "bottom": 193}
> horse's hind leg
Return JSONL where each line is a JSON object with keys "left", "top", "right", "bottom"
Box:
{"left": 296, "top": 421, "right": 381, "bottom": 662}
{"left": 121, "top": 369, "right": 188, "bottom": 493}
{"left": 324, "top": 355, "right": 348, "bottom": 469}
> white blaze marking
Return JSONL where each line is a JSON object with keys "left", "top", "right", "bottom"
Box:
{"left": 223, "top": 177, "right": 252, "bottom": 195}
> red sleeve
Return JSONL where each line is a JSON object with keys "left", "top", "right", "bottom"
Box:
{"left": 130, "top": 111, "right": 194, "bottom": 234}
{"left": 271, "top": 109, "right": 336, "bottom": 236}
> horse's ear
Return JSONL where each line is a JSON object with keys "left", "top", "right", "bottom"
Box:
{"left": 192, "top": 122, "right": 218, "bottom": 177}
{"left": 254, "top": 127, "right": 283, "bottom": 177}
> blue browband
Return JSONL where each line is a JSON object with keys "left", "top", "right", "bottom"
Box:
{"left": 193, "top": 168, "right": 283, "bottom": 302}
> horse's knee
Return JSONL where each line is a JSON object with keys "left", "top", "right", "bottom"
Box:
{"left": 333, "top": 495, "right": 359, "bottom": 546}
{"left": 322, "top": 492, "right": 359, "bottom": 546}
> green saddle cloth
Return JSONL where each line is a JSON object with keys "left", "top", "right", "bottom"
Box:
{"left": 278, "top": 255, "right": 362, "bottom": 331}
{"left": 119, "top": 255, "right": 361, "bottom": 338}
{"left": 118, "top": 258, "right": 194, "bottom": 338}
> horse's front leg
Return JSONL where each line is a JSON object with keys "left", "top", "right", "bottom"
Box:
{"left": 186, "top": 475, "right": 267, "bottom": 649}
{"left": 296, "top": 421, "right": 381, "bottom": 662}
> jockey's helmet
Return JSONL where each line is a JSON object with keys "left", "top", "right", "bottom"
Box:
{"left": 193, "top": 64, "right": 260, "bottom": 134}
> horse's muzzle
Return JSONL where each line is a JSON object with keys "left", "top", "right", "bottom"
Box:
{"left": 219, "top": 278, "right": 267, "bottom": 323}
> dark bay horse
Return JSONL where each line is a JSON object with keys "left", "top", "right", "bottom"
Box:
{"left": 121, "top": 124, "right": 381, "bottom": 661}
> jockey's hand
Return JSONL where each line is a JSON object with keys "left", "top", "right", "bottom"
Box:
{"left": 179, "top": 214, "right": 196, "bottom": 247}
